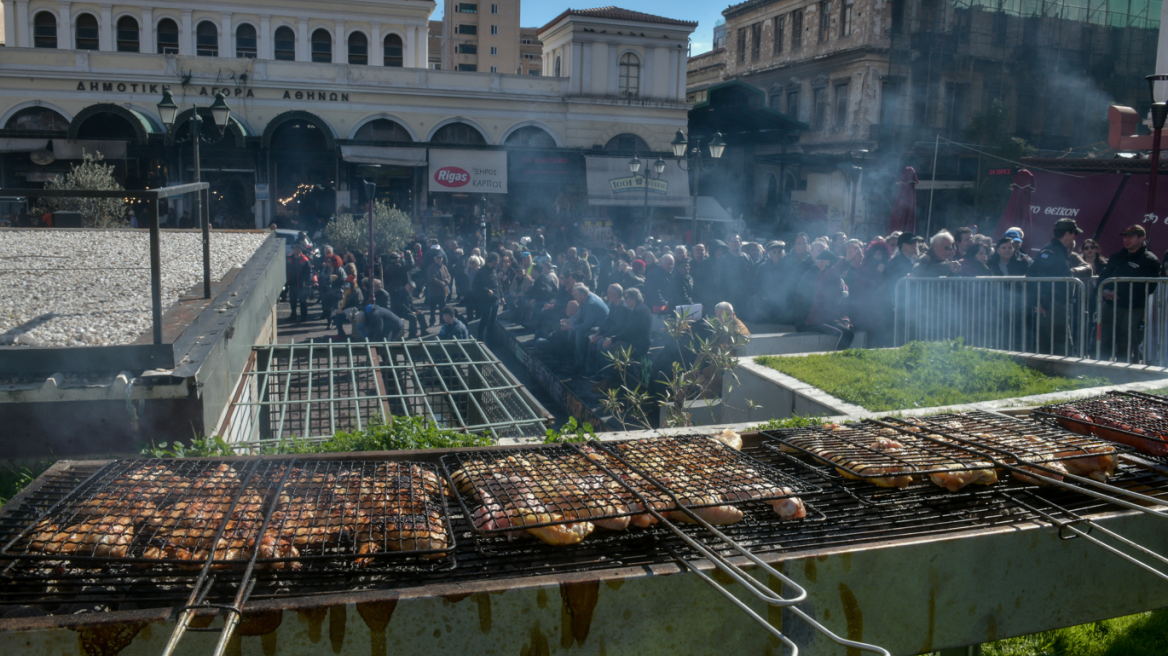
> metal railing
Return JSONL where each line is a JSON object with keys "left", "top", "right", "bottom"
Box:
{"left": 1095, "top": 277, "right": 1168, "bottom": 365}
{"left": 894, "top": 276, "right": 1089, "bottom": 357}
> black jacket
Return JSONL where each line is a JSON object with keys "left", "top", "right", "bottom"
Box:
{"left": 643, "top": 266, "right": 673, "bottom": 311}
{"left": 364, "top": 306, "right": 404, "bottom": 341}
{"left": 473, "top": 265, "right": 502, "bottom": 305}
{"left": 1027, "top": 239, "right": 1074, "bottom": 278}
{"left": 669, "top": 273, "right": 694, "bottom": 307}
{"left": 987, "top": 253, "right": 1030, "bottom": 276}
{"left": 528, "top": 273, "right": 558, "bottom": 304}
{"left": 611, "top": 302, "right": 652, "bottom": 357}
{"left": 1099, "top": 245, "right": 1161, "bottom": 309}
{"left": 389, "top": 286, "right": 416, "bottom": 317}
{"left": 756, "top": 259, "right": 786, "bottom": 301}
{"left": 598, "top": 302, "right": 631, "bottom": 338}
{"left": 374, "top": 288, "right": 391, "bottom": 309}
{"left": 287, "top": 255, "right": 313, "bottom": 289}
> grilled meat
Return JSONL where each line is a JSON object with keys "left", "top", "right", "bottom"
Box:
{"left": 928, "top": 469, "right": 998, "bottom": 492}
{"left": 29, "top": 516, "right": 135, "bottom": 558}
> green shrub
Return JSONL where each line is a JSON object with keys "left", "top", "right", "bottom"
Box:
{"left": 758, "top": 341, "right": 1109, "bottom": 412}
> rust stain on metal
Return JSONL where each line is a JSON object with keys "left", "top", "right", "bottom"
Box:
{"left": 987, "top": 614, "right": 999, "bottom": 642}
{"left": 559, "top": 580, "right": 600, "bottom": 648}
{"left": 443, "top": 593, "right": 472, "bottom": 604}
{"left": 839, "top": 583, "right": 863, "bottom": 656}
{"left": 536, "top": 588, "right": 548, "bottom": 609}
{"left": 804, "top": 558, "right": 818, "bottom": 583}
{"left": 357, "top": 600, "right": 398, "bottom": 656}
{"left": 604, "top": 579, "right": 624, "bottom": 591}
{"left": 767, "top": 574, "right": 784, "bottom": 648}
{"left": 474, "top": 592, "right": 493, "bottom": 634}
{"left": 75, "top": 621, "right": 149, "bottom": 656}
{"left": 298, "top": 608, "right": 328, "bottom": 643}
{"left": 237, "top": 610, "right": 283, "bottom": 636}
{"left": 711, "top": 568, "right": 735, "bottom": 586}
{"left": 224, "top": 634, "right": 243, "bottom": 656}
{"left": 520, "top": 620, "right": 551, "bottom": 656}
{"left": 840, "top": 553, "right": 853, "bottom": 572}
{"left": 261, "top": 632, "right": 278, "bottom": 656}
{"left": 329, "top": 605, "right": 347, "bottom": 654}
{"left": 920, "top": 570, "right": 939, "bottom": 654}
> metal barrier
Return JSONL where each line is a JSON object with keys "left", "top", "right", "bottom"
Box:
{"left": 894, "top": 276, "right": 1088, "bottom": 357}
{"left": 1095, "top": 277, "right": 1168, "bottom": 365}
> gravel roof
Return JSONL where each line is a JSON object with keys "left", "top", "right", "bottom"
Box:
{"left": 0, "top": 230, "right": 270, "bottom": 348}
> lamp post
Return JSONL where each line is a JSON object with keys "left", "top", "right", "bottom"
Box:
{"left": 157, "top": 89, "right": 232, "bottom": 299}
{"left": 358, "top": 164, "right": 381, "bottom": 306}
{"left": 670, "top": 130, "right": 726, "bottom": 246}
{"left": 847, "top": 149, "right": 868, "bottom": 234}
{"left": 628, "top": 155, "right": 667, "bottom": 241}
{"left": 1146, "top": 74, "right": 1168, "bottom": 223}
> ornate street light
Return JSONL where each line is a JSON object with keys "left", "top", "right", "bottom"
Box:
{"left": 670, "top": 131, "right": 729, "bottom": 246}
{"left": 1145, "top": 74, "right": 1168, "bottom": 222}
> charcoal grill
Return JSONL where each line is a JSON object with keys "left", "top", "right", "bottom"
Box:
{"left": 765, "top": 411, "right": 1168, "bottom": 583}
{"left": 1032, "top": 390, "right": 1168, "bottom": 457}
{"left": 4, "top": 433, "right": 1168, "bottom": 655}
{"left": 0, "top": 457, "right": 455, "bottom": 656}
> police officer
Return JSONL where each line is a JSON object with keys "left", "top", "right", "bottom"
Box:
{"left": 1027, "top": 218, "right": 1090, "bottom": 355}
{"left": 1098, "top": 224, "right": 1162, "bottom": 362}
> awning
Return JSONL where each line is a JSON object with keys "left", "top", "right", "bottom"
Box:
{"left": 585, "top": 156, "right": 691, "bottom": 207}
{"left": 0, "top": 138, "right": 49, "bottom": 153}
{"left": 672, "top": 196, "right": 734, "bottom": 222}
{"left": 51, "top": 139, "right": 127, "bottom": 160}
{"left": 341, "top": 145, "right": 427, "bottom": 167}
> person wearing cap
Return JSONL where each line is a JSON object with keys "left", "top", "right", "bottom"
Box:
{"left": 754, "top": 240, "right": 787, "bottom": 322}
{"left": 799, "top": 250, "right": 855, "bottom": 350}
{"left": 1027, "top": 218, "right": 1090, "bottom": 355}
{"left": 285, "top": 242, "right": 314, "bottom": 323}
{"left": 885, "top": 231, "right": 924, "bottom": 288}
{"left": 1098, "top": 224, "right": 1161, "bottom": 361}
{"left": 437, "top": 306, "right": 470, "bottom": 340}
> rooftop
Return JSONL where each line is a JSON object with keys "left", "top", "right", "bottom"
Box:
{"left": 540, "top": 6, "right": 698, "bottom": 33}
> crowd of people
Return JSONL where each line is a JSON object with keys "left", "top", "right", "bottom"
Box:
{"left": 283, "top": 214, "right": 1167, "bottom": 372}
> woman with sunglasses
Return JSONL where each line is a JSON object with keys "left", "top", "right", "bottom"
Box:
{"left": 1079, "top": 239, "right": 1107, "bottom": 275}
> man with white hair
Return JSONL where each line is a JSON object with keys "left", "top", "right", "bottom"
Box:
{"left": 644, "top": 253, "right": 675, "bottom": 315}
{"left": 566, "top": 283, "right": 609, "bottom": 375}
{"left": 911, "top": 230, "right": 962, "bottom": 277}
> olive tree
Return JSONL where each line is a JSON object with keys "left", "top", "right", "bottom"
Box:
{"left": 38, "top": 152, "right": 126, "bottom": 228}
{"left": 324, "top": 201, "right": 412, "bottom": 257}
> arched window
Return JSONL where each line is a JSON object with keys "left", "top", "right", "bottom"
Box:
{"left": 157, "top": 18, "right": 179, "bottom": 54}
{"left": 311, "top": 29, "right": 332, "bottom": 63}
{"left": 355, "top": 119, "right": 413, "bottom": 142}
{"left": 196, "top": 21, "right": 218, "bottom": 57}
{"left": 348, "top": 31, "right": 367, "bottom": 65}
{"left": 383, "top": 34, "right": 403, "bottom": 67}
{"left": 116, "top": 16, "right": 139, "bottom": 52}
{"left": 504, "top": 126, "right": 556, "bottom": 149}
{"left": 75, "top": 14, "right": 99, "bottom": 51}
{"left": 604, "top": 133, "right": 650, "bottom": 152}
{"left": 274, "top": 26, "right": 296, "bottom": 61}
{"left": 619, "top": 53, "right": 640, "bottom": 97}
{"left": 5, "top": 107, "right": 70, "bottom": 131}
{"left": 236, "top": 24, "right": 257, "bottom": 58}
{"left": 553, "top": 56, "right": 561, "bottom": 77}
{"left": 430, "top": 122, "right": 486, "bottom": 145}
{"left": 33, "top": 12, "right": 57, "bottom": 48}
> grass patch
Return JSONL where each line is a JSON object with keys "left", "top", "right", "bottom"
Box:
{"left": 757, "top": 341, "right": 1110, "bottom": 412}
{"left": 753, "top": 415, "right": 830, "bottom": 432}
{"left": 0, "top": 458, "right": 58, "bottom": 505}
{"left": 978, "top": 609, "right": 1168, "bottom": 656}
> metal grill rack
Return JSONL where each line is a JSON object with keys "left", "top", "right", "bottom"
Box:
{"left": 594, "top": 435, "right": 821, "bottom": 506}
{"left": 219, "top": 340, "right": 551, "bottom": 445}
{"left": 763, "top": 422, "right": 997, "bottom": 483}
{"left": 1032, "top": 391, "right": 1168, "bottom": 457}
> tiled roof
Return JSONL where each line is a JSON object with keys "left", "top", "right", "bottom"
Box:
{"left": 540, "top": 6, "right": 698, "bottom": 33}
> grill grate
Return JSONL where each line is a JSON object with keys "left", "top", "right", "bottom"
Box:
{"left": 441, "top": 445, "right": 644, "bottom": 536}
{"left": 762, "top": 422, "right": 996, "bottom": 483}
{"left": 1033, "top": 391, "right": 1168, "bottom": 457}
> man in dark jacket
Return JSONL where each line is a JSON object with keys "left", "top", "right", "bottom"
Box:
{"left": 360, "top": 304, "right": 406, "bottom": 341}
{"left": 473, "top": 252, "right": 503, "bottom": 342}
{"left": 286, "top": 243, "right": 314, "bottom": 322}
{"left": 1028, "top": 218, "right": 1089, "bottom": 355}
{"left": 1098, "top": 224, "right": 1162, "bottom": 362}
{"left": 595, "top": 287, "right": 653, "bottom": 390}
{"left": 437, "top": 306, "right": 470, "bottom": 340}
{"left": 777, "top": 234, "right": 814, "bottom": 324}
{"left": 587, "top": 283, "right": 628, "bottom": 376}
{"left": 391, "top": 281, "right": 428, "bottom": 339}
{"left": 755, "top": 241, "right": 787, "bottom": 322}
{"left": 643, "top": 254, "right": 675, "bottom": 314}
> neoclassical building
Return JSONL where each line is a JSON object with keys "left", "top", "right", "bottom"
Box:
{"left": 0, "top": 1, "right": 695, "bottom": 227}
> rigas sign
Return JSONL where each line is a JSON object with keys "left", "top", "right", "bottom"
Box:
{"left": 428, "top": 149, "right": 508, "bottom": 194}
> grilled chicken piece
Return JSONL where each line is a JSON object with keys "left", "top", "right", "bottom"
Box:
{"left": 1012, "top": 462, "right": 1068, "bottom": 486}
{"left": 142, "top": 538, "right": 203, "bottom": 571}
{"left": 1056, "top": 447, "right": 1117, "bottom": 482}
{"left": 670, "top": 504, "right": 744, "bottom": 526}
{"left": 837, "top": 465, "right": 915, "bottom": 488}
{"left": 771, "top": 495, "right": 807, "bottom": 521}
{"left": 928, "top": 469, "right": 998, "bottom": 492}
{"left": 29, "top": 516, "right": 135, "bottom": 558}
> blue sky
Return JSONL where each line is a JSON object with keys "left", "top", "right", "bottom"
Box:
{"left": 433, "top": 2, "right": 724, "bottom": 54}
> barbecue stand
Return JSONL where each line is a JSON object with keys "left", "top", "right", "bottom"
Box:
{"left": 765, "top": 411, "right": 1168, "bottom": 584}
{"left": 441, "top": 435, "right": 891, "bottom": 656}
{"left": 0, "top": 458, "right": 456, "bottom": 656}
{"left": 1032, "top": 390, "right": 1168, "bottom": 458}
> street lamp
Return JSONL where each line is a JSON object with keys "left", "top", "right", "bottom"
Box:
{"left": 1146, "top": 74, "right": 1168, "bottom": 223}
{"left": 669, "top": 130, "right": 727, "bottom": 246}
{"left": 358, "top": 164, "right": 381, "bottom": 306}
{"left": 847, "top": 149, "right": 868, "bottom": 234}
{"left": 157, "top": 89, "right": 232, "bottom": 299}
